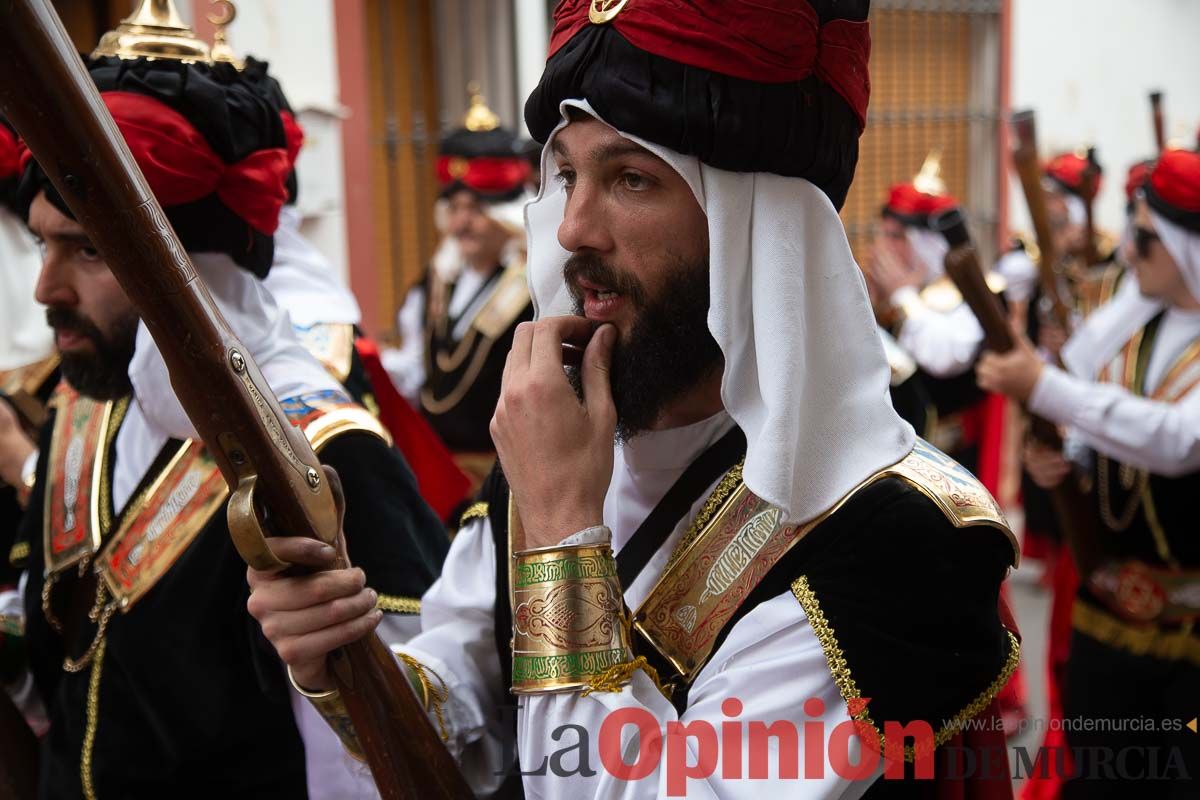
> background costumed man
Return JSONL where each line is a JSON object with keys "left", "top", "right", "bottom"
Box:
{"left": 979, "top": 148, "right": 1200, "bottom": 799}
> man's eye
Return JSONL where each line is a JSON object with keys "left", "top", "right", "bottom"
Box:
{"left": 620, "top": 172, "right": 648, "bottom": 190}
{"left": 554, "top": 169, "right": 576, "bottom": 188}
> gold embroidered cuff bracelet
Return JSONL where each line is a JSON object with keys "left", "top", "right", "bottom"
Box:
{"left": 287, "top": 666, "right": 366, "bottom": 761}
{"left": 511, "top": 543, "right": 633, "bottom": 694}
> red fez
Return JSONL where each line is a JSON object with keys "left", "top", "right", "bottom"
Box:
{"left": 1045, "top": 152, "right": 1102, "bottom": 198}
{"left": 436, "top": 155, "right": 530, "bottom": 198}
{"left": 882, "top": 183, "right": 959, "bottom": 228}
{"left": 1146, "top": 149, "right": 1200, "bottom": 233}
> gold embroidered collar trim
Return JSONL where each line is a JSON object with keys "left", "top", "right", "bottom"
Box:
{"left": 45, "top": 389, "right": 384, "bottom": 614}
{"left": 42, "top": 387, "right": 126, "bottom": 577}
{"left": 633, "top": 438, "right": 1014, "bottom": 684}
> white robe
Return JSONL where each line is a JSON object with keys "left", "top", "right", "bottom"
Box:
{"left": 1030, "top": 306, "right": 1200, "bottom": 476}
{"left": 400, "top": 413, "right": 879, "bottom": 798}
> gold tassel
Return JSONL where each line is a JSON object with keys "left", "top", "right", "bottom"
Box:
{"left": 582, "top": 656, "right": 672, "bottom": 700}
{"left": 396, "top": 652, "right": 450, "bottom": 741}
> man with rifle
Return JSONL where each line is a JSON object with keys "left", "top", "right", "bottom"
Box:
{"left": 979, "top": 149, "right": 1200, "bottom": 798}
{"left": 865, "top": 154, "right": 1012, "bottom": 489}
{"left": 0, "top": 17, "right": 449, "bottom": 799}
{"left": 250, "top": 1, "right": 1022, "bottom": 796}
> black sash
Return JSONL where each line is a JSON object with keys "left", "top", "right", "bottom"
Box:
{"left": 615, "top": 426, "right": 746, "bottom": 588}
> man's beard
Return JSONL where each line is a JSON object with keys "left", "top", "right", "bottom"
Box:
{"left": 46, "top": 307, "right": 138, "bottom": 400}
{"left": 565, "top": 252, "right": 723, "bottom": 441}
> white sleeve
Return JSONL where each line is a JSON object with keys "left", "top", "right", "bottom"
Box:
{"left": 381, "top": 286, "right": 427, "bottom": 402}
{"left": 517, "top": 590, "right": 880, "bottom": 799}
{"left": 1029, "top": 365, "right": 1200, "bottom": 476}
{"left": 397, "top": 517, "right": 511, "bottom": 797}
{"left": 893, "top": 289, "right": 985, "bottom": 378}
{"left": 995, "top": 250, "right": 1038, "bottom": 304}
{"left": 291, "top": 613, "right": 423, "bottom": 800}
{"left": 2, "top": 573, "right": 49, "bottom": 737}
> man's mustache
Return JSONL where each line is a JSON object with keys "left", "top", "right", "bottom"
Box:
{"left": 563, "top": 253, "right": 647, "bottom": 308}
{"left": 45, "top": 307, "right": 104, "bottom": 344}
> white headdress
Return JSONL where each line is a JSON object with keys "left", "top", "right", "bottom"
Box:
{"left": 525, "top": 100, "right": 913, "bottom": 525}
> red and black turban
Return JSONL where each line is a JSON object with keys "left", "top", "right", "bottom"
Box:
{"left": 241, "top": 55, "right": 305, "bottom": 206}
{"left": 1044, "top": 152, "right": 1103, "bottom": 199}
{"left": 524, "top": 0, "right": 872, "bottom": 210}
{"left": 0, "top": 117, "right": 21, "bottom": 213}
{"left": 16, "top": 56, "right": 290, "bottom": 277}
{"left": 881, "top": 183, "right": 959, "bottom": 228}
{"left": 1146, "top": 149, "right": 1200, "bottom": 234}
{"left": 437, "top": 126, "right": 531, "bottom": 203}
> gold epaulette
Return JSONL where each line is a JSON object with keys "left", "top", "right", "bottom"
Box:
{"left": 634, "top": 438, "right": 1015, "bottom": 684}
{"left": 1009, "top": 230, "right": 1040, "bottom": 264}
{"left": 0, "top": 354, "right": 60, "bottom": 397}
{"left": 884, "top": 438, "right": 1014, "bottom": 555}
{"left": 0, "top": 354, "right": 61, "bottom": 430}
{"left": 919, "top": 273, "right": 1007, "bottom": 313}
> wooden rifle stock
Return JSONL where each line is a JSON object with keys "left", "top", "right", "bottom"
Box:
{"left": 0, "top": 2, "right": 471, "bottom": 797}
{"left": 931, "top": 209, "right": 1101, "bottom": 576}
{"left": 1150, "top": 91, "right": 1165, "bottom": 155}
{"left": 1010, "top": 110, "right": 1073, "bottom": 333}
{"left": 1080, "top": 147, "right": 1102, "bottom": 267}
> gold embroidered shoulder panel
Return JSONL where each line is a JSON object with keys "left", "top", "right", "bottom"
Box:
{"left": 633, "top": 438, "right": 1015, "bottom": 684}
{"left": 44, "top": 388, "right": 384, "bottom": 614}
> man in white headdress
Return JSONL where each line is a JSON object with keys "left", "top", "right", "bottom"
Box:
{"left": 383, "top": 90, "right": 534, "bottom": 491}
{"left": 979, "top": 148, "right": 1200, "bottom": 799}
{"left": 249, "top": 1, "right": 1020, "bottom": 796}
{"left": 864, "top": 159, "right": 1014, "bottom": 495}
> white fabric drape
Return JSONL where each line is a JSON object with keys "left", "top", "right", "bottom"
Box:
{"left": 523, "top": 100, "right": 912, "bottom": 526}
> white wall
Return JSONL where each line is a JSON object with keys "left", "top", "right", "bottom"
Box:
{"left": 184, "top": 0, "right": 350, "bottom": 283}
{"left": 1009, "top": 0, "right": 1200, "bottom": 235}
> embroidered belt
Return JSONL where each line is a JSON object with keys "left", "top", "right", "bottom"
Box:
{"left": 1073, "top": 599, "right": 1200, "bottom": 665}
{"left": 1086, "top": 560, "right": 1200, "bottom": 625}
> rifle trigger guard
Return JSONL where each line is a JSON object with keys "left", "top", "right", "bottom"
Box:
{"left": 228, "top": 475, "right": 288, "bottom": 572}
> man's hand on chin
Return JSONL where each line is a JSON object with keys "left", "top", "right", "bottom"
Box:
{"left": 491, "top": 318, "right": 617, "bottom": 551}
